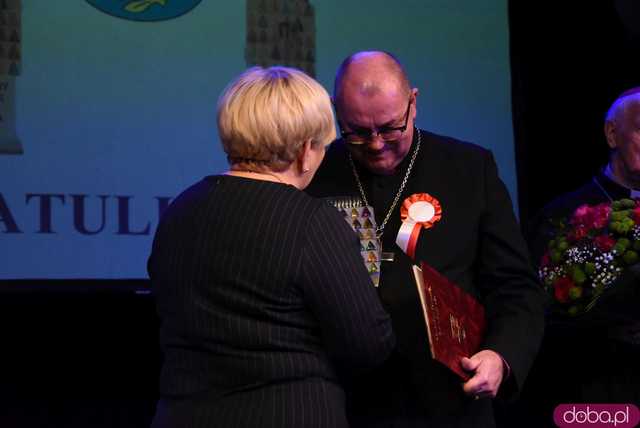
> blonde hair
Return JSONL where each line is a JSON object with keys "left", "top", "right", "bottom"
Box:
{"left": 217, "top": 66, "right": 336, "bottom": 172}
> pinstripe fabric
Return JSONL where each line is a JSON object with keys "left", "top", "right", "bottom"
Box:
{"left": 149, "top": 175, "right": 394, "bottom": 428}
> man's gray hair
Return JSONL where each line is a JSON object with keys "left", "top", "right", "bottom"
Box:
{"left": 605, "top": 88, "right": 640, "bottom": 123}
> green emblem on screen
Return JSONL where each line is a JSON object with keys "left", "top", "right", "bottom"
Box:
{"left": 86, "top": 0, "right": 202, "bottom": 22}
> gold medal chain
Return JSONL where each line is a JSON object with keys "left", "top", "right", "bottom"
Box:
{"left": 348, "top": 128, "right": 421, "bottom": 238}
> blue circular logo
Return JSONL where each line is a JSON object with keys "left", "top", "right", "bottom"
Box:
{"left": 86, "top": 0, "right": 202, "bottom": 22}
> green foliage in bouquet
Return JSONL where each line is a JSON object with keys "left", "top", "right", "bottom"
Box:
{"left": 539, "top": 198, "right": 640, "bottom": 316}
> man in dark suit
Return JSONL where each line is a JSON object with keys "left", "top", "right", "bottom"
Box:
{"left": 530, "top": 87, "right": 640, "bottom": 260}
{"left": 526, "top": 88, "right": 640, "bottom": 411}
{"left": 306, "top": 51, "right": 546, "bottom": 428}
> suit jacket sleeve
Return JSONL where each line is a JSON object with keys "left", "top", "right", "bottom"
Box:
{"left": 475, "top": 151, "right": 546, "bottom": 396}
{"left": 299, "top": 203, "right": 396, "bottom": 373}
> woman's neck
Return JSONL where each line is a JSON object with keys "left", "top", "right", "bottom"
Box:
{"left": 226, "top": 169, "right": 288, "bottom": 185}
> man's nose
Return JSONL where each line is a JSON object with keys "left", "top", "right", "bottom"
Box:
{"left": 366, "top": 134, "right": 386, "bottom": 150}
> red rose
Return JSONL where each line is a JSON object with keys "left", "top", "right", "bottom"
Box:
{"left": 594, "top": 234, "right": 616, "bottom": 252}
{"left": 553, "top": 276, "right": 575, "bottom": 303}
{"left": 570, "top": 204, "right": 591, "bottom": 228}
{"left": 570, "top": 203, "right": 611, "bottom": 231}
{"left": 590, "top": 203, "right": 611, "bottom": 229}
{"left": 568, "top": 226, "right": 588, "bottom": 241}
{"left": 633, "top": 206, "right": 640, "bottom": 223}
{"left": 541, "top": 252, "right": 551, "bottom": 267}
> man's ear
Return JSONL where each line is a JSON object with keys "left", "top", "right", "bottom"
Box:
{"left": 605, "top": 120, "right": 617, "bottom": 149}
{"left": 411, "top": 87, "right": 420, "bottom": 120}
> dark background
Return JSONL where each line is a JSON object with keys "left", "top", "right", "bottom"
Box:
{"left": 2, "top": 2, "right": 640, "bottom": 427}
{"left": 0, "top": 282, "right": 158, "bottom": 428}
{"left": 512, "top": 1, "right": 640, "bottom": 226}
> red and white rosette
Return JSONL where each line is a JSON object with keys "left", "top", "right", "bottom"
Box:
{"left": 395, "top": 193, "right": 442, "bottom": 260}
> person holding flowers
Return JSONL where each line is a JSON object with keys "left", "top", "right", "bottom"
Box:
{"left": 528, "top": 87, "right": 640, "bottom": 408}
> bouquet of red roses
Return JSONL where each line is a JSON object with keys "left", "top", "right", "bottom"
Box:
{"left": 540, "top": 198, "right": 640, "bottom": 317}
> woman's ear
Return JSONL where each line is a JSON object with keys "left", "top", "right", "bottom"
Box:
{"left": 298, "top": 139, "right": 313, "bottom": 173}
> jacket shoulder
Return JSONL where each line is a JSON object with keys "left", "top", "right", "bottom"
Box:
{"left": 421, "top": 130, "right": 491, "bottom": 163}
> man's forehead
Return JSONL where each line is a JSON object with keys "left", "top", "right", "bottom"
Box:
{"left": 342, "top": 69, "right": 405, "bottom": 91}
{"left": 336, "top": 97, "right": 407, "bottom": 128}
{"left": 338, "top": 81, "right": 406, "bottom": 106}
{"left": 351, "top": 80, "right": 383, "bottom": 98}
{"left": 627, "top": 101, "right": 640, "bottom": 118}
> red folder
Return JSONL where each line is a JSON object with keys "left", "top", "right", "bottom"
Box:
{"left": 412, "top": 262, "right": 486, "bottom": 380}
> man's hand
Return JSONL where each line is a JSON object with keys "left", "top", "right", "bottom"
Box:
{"left": 460, "top": 349, "right": 505, "bottom": 400}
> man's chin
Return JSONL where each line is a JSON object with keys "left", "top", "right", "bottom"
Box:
{"left": 363, "top": 158, "right": 396, "bottom": 175}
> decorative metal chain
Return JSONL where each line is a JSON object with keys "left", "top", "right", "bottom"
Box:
{"left": 348, "top": 127, "right": 421, "bottom": 237}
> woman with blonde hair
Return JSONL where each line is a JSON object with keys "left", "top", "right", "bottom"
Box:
{"left": 149, "top": 66, "right": 395, "bottom": 428}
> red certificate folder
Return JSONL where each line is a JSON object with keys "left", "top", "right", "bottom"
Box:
{"left": 412, "top": 262, "right": 486, "bottom": 380}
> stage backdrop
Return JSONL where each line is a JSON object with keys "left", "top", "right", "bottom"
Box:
{"left": 0, "top": 0, "right": 515, "bottom": 279}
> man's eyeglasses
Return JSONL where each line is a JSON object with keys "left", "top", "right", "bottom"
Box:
{"left": 340, "top": 100, "right": 412, "bottom": 145}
